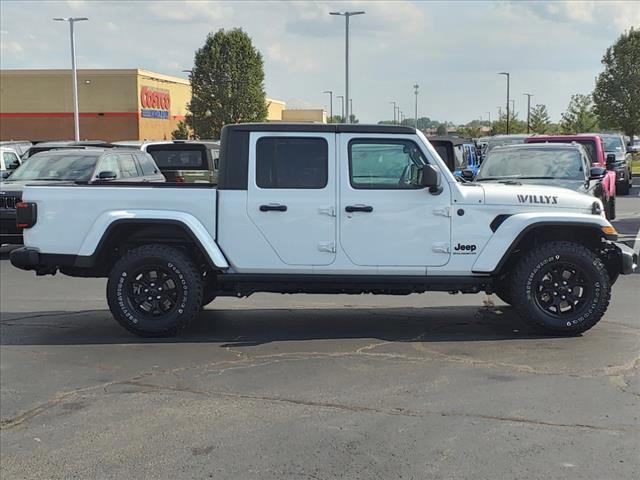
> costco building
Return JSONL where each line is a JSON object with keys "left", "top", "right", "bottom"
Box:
{"left": 0, "top": 69, "right": 192, "bottom": 142}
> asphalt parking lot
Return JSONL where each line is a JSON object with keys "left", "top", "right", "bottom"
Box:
{"left": 1, "top": 187, "right": 638, "bottom": 479}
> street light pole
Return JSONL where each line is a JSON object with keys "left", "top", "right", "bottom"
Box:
{"left": 498, "top": 72, "right": 510, "bottom": 134}
{"left": 54, "top": 16, "right": 88, "bottom": 141}
{"left": 349, "top": 98, "right": 353, "bottom": 122}
{"left": 413, "top": 83, "right": 419, "bottom": 129}
{"left": 323, "top": 90, "right": 333, "bottom": 122}
{"left": 390, "top": 101, "right": 397, "bottom": 124}
{"left": 337, "top": 95, "right": 345, "bottom": 122}
{"left": 330, "top": 11, "right": 365, "bottom": 124}
{"left": 523, "top": 93, "right": 533, "bottom": 134}
{"left": 486, "top": 111, "right": 491, "bottom": 124}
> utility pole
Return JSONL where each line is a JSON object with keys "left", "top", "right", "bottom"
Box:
{"left": 486, "top": 111, "right": 491, "bottom": 124}
{"left": 349, "top": 98, "right": 353, "bottom": 122}
{"left": 330, "top": 11, "right": 365, "bottom": 124}
{"left": 498, "top": 72, "right": 510, "bottom": 134}
{"left": 337, "top": 95, "right": 345, "bottom": 122}
{"left": 523, "top": 93, "right": 533, "bottom": 134}
{"left": 323, "top": 90, "right": 333, "bottom": 122}
{"left": 390, "top": 101, "right": 397, "bottom": 124}
{"left": 54, "top": 16, "right": 88, "bottom": 141}
{"left": 413, "top": 83, "right": 419, "bottom": 129}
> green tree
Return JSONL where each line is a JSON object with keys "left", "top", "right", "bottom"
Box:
{"left": 329, "top": 115, "right": 344, "bottom": 123}
{"left": 436, "top": 124, "right": 448, "bottom": 135}
{"left": 491, "top": 112, "right": 526, "bottom": 135}
{"left": 171, "top": 121, "right": 190, "bottom": 140}
{"left": 529, "top": 104, "right": 551, "bottom": 134}
{"left": 349, "top": 114, "right": 359, "bottom": 124}
{"left": 560, "top": 94, "right": 599, "bottom": 133}
{"left": 186, "top": 28, "right": 267, "bottom": 139}
{"left": 593, "top": 28, "right": 640, "bottom": 138}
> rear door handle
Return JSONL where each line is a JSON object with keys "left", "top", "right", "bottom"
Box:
{"left": 345, "top": 205, "right": 373, "bottom": 213}
{"left": 260, "top": 204, "right": 287, "bottom": 212}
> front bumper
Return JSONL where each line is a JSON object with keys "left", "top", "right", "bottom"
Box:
{"left": 615, "top": 242, "right": 638, "bottom": 275}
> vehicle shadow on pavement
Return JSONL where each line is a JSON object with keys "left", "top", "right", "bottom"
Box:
{"left": 0, "top": 305, "right": 568, "bottom": 346}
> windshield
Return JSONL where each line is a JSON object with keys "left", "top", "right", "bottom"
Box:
{"left": 476, "top": 148, "right": 584, "bottom": 180}
{"left": 146, "top": 145, "right": 207, "bottom": 170}
{"left": 485, "top": 137, "right": 527, "bottom": 152}
{"left": 602, "top": 135, "right": 624, "bottom": 152}
{"left": 7, "top": 154, "right": 98, "bottom": 181}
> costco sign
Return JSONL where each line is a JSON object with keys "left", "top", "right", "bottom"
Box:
{"left": 140, "top": 86, "right": 171, "bottom": 119}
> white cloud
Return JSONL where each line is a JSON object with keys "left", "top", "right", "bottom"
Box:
{"left": 266, "top": 43, "right": 318, "bottom": 72}
{"left": 1, "top": 40, "right": 23, "bottom": 55}
{"left": 147, "top": 1, "right": 233, "bottom": 22}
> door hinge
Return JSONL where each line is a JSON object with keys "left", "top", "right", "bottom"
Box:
{"left": 318, "top": 242, "right": 336, "bottom": 253}
{"left": 433, "top": 206, "right": 451, "bottom": 217}
{"left": 432, "top": 242, "right": 450, "bottom": 253}
{"left": 318, "top": 206, "right": 336, "bottom": 217}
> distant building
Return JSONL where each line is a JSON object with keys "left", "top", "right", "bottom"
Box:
{"left": 0, "top": 68, "right": 326, "bottom": 142}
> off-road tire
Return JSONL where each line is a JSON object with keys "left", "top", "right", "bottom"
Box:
{"left": 201, "top": 290, "right": 217, "bottom": 308}
{"left": 607, "top": 196, "right": 616, "bottom": 220}
{"left": 493, "top": 275, "right": 513, "bottom": 305}
{"left": 107, "top": 244, "right": 203, "bottom": 337}
{"left": 617, "top": 178, "right": 630, "bottom": 196}
{"left": 510, "top": 241, "right": 611, "bottom": 335}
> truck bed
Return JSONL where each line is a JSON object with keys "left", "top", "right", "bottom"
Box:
{"left": 21, "top": 184, "right": 218, "bottom": 256}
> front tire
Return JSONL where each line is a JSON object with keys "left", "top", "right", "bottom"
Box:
{"left": 107, "top": 244, "right": 203, "bottom": 337}
{"left": 617, "top": 177, "right": 630, "bottom": 195}
{"left": 607, "top": 195, "right": 616, "bottom": 220}
{"left": 511, "top": 241, "right": 611, "bottom": 335}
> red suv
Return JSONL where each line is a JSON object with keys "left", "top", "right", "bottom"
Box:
{"left": 525, "top": 135, "right": 617, "bottom": 219}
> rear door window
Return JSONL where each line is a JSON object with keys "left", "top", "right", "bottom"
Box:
{"left": 137, "top": 154, "right": 158, "bottom": 175}
{"left": 256, "top": 137, "right": 328, "bottom": 189}
{"left": 117, "top": 153, "right": 140, "bottom": 178}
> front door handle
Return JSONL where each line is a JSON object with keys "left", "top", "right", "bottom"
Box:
{"left": 345, "top": 205, "right": 373, "bottom": 213}
{"left": 260, "top": 204, "right": 287, "bottom": 212}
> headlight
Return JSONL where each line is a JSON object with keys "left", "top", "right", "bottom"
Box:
{"left": 591, "top": 200, "right": 604, "bottom": 216}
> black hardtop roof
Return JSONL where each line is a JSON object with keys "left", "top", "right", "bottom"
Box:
{"left": 31, "top": 140, "right": 111, "bottom": 147}
{"left": 223, "top": 123, "right": 416, "bottom": 134}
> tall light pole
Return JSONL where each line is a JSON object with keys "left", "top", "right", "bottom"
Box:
{"left": 336, "top": 95, "right": 345, "bottom": 122}
{"left": 523, "top": 93, "right": 533, "bottom": 134}
{"left": 413, "top": 83, "right": 419, "bottom": 129}
{"left": 330, "top": 10, "right": 365, "bottom": 124}
{"left": 323, "top": 90, "right": 333, "bottom": 122}
{"left": 390, "top": 101, "right": 397, "bottom": 124}
{"left": 349, "top": 98, "right": 353, "bottom": 122}
{"left": 486, "top": 111, "right": 491, "bottom": 124}
{"left": 54, "top": 17, "right": 88, "bottom": 141}
{"left": 498, "top": 72, "right": 510, "bottom": 134}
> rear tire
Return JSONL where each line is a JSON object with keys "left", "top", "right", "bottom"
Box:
{"left": 511, "top": 241, "right": 610, "bottom": 335}
{"left": 107, "top": 244, "right": 203, "bottom": 337}
{"left": 607, "top": 196, "right": 616, "bottom": 220}
{"left": 617, "top": 178, "right": 630, "bottom": 196}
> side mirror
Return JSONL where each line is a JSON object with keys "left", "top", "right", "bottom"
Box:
{"left": 605, "top": 153, "right": 616, "bottom": 170}
{"left": 589, "top": 166, "right": 606, "bottom": 180}
{"left": 97, "top": 170, "right": 117, "bottom": 180}
{"left": 461, "top": 169, "right": 475, "bottom": 181}
{"left": 420, "top": 164, "right": 442, "bottom": 194}
{"left": 0, "top": 171, "right": 11, "bottom": 179}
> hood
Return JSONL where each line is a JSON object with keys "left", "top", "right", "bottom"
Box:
{"left": 479, "top": 182, "right": 597, "bottom": 212}
{"left": 479, "top": 178, "right": 587, "bottom": 193}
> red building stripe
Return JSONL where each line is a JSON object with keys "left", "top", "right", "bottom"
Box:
{"left": 0, "top": 112, "right": 139, "bottom": 118}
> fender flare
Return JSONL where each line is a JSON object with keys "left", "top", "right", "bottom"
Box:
{"left": 78, "top": 210, "right": 229, "bottom": 269}
{"left": 472, "top": 213, "right": 613, "bottom": 274}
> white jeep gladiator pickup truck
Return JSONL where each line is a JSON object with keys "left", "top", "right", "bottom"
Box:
{"left": 10, "top": 124, "right": 637, "bottom": 337}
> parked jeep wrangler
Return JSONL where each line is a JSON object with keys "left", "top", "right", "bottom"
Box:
{"left": 10, "top": 124, "right": 637, "bottom": 337}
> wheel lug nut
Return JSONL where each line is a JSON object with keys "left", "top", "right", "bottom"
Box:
{"left": 554, "top": 283, "right": 558, "bottom": 287}
{"left": 561, "top": 295, "right": 566, "bottom": 299}
{"left": 147, "top": 296, "right": 152, "bottom": 300}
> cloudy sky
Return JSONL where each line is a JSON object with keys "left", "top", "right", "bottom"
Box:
{"left": 1, "top": 0, "right": 638, "bottom": 124}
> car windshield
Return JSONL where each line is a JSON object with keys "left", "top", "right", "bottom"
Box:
{"left": 602, "top": 136, "right": 624, "bottom": 152}
{"left": 485, "top": 137, "right": 526, "bottom": 152}
{"left": 476, "top": 148, "right": 584, "bottom": 180}
{"left": 7, "top": 153, "right": 98, "bottom": 181}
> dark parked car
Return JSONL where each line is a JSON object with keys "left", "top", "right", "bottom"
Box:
{"left": 585, "top": 133, "right": 632, "bottom": 195}
{"left": 113, "top": 140, "right": 220, "bottom": 183}
{"left": 21, "top": 140, "right": 114, "bottom": 160}
{"left": 474, "top": 143, "right": 613, "bottom": 218}
{"left": 428, "top": 136, "right": 480, "bottom": 177}
{"left": 1, "top": 149, "right": 164, "bottom": 245}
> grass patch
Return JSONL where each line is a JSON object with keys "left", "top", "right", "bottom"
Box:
{"left": 632, "top": 154, "right": 640, "bottom": 176}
